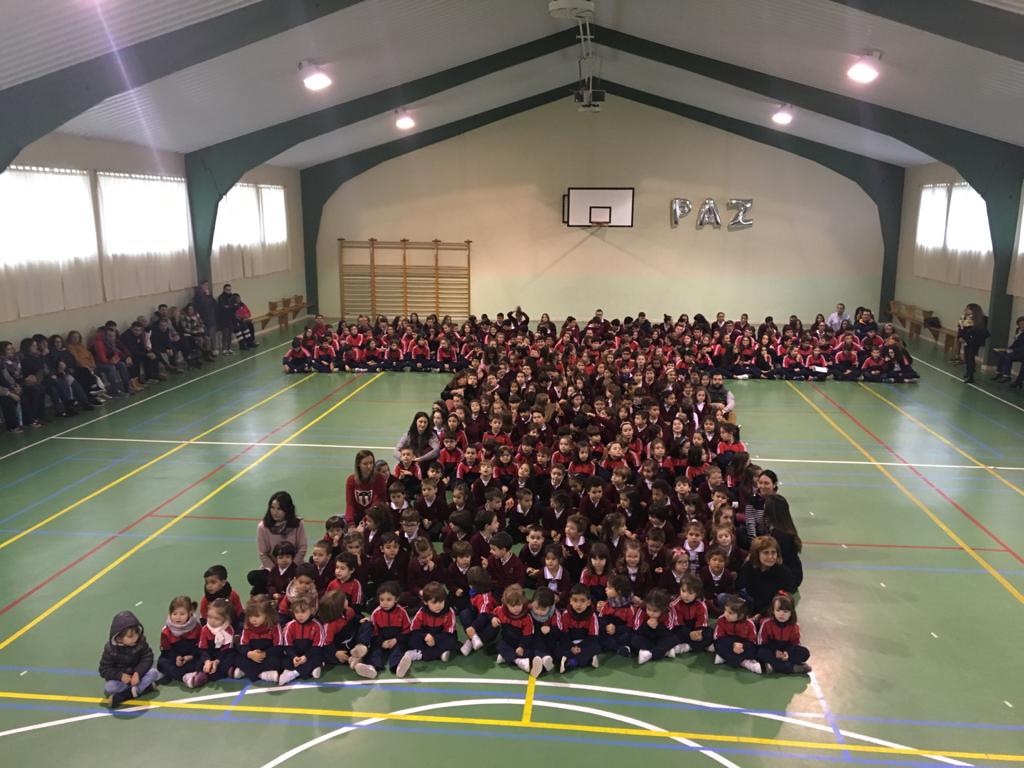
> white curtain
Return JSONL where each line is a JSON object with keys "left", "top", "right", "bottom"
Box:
{"left": 245, "top": 185, "right": 290, "bottom": 277}
{"left": 96, "top": 172, "right": 195, "bottom": 301}
{"left": 946, "top": 183, "right": 994, "bottom": 291}
{"left": 0, "top": 166, "right": 103, "bottom": 321}
{"left": 212, "top": 183, "right": 261, "bottom": 282}
{"left": 913, "top": 184, "right": 959, "bottom": 284}
{"left": 1010, "top": 191, "right": 1024, "bottom": 298}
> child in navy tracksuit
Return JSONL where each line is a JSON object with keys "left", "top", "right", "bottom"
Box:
{"left": 670, "top": 573, "right": 714, "bottom": 654}
{"left": 360, "top": 581, "right": 411, "bottom": 677}
{"left": 529, "top": 586, "right": 562, "bottom": 670}
{"left": 399, "top": 581, "right": 459, "bottom": 677}
{"left": 459, "top": 567, "right": 500, "bottom": 655}
{"left": 599, "top": 574, "right": 636, "bottom": 656}
{"left": 235, "top": 596, "right": 282, "bottom": 683}
{"left": 277, "top": 594, "right": 325, "bottom": 684}
{"left": 713, "top": 594, "right": 761, "bottom": 674}
{"left": 556, "top": 584, "right": 601, "bottom": 673}
{"left": 197, "top": 598, "right": 237, "bottom": 683}
{"left": 319, "top": 590, "right": 373, "bottom": 676}
{"left": 158, "top": 596, "right": 202, "bottom": 687}
{"left": 491, "top": 584, "right": 544, "bottom": 676}
{"left": 631, "top": 588, "right": 677, "bottom": 664}
{"left": 756, "top": 593, "right": 811, "bottom": 674}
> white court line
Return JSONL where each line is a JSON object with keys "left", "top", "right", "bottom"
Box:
{"left": 915, "top": 358, "right": 1024, "bottom": 415}
{"left": 52, "top": 436, "right": 1024, "bottom": 472}
{"left": 0, "top": 339, "right": 292, "bottom": 463}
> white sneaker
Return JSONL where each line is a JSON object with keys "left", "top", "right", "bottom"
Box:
{"left": 530, "top": 656, "right": 544, "bottom": 677}
{"left": 742, "top": 659, "right": 763, "bottom": 674}
{"left": 259, "top": 671, "right": 279, "bottom": 683}
{"left": 673, "top": 644, "right": 691, "bottom": 655}
{"left": 311, "top": 666, "right": 322, "bottom": 679}
{"left": 353, "top": 663, "right": 378, "bottom": 679}
{"left": 559, "top": 657, "right": 567, "bottom": 674}
{"left": 514, "top": 658, "right": 531, "bottom": 673}
{"left": 471, "top": 634, "right": 484, "bottom": 650}
{"left": 224, "top": 349, "right": 234, "bottom": 355}
{"left": 764, "top": 663, "right": 774, "bottom": 674}
{"left": 278, "top": 670, "right": 300, "bottom": 685}
{"left": 441, "top": 651, "right": 451, "bottom": 662}
{"left": 666, "top": 647, "right": 677, "bottom": 659}
{"left": 460, "top": 639, "right": 473, "bottom": 656}
{"left": 396, "top": 651, "right": 417, "bottom": 678}
{"left": 232, "top": 667, "right": 245, "bottom": 679}
{"left": 591, "top": 655, "right": 600, "bottom": 669}
{"left": 638, "top": 650, "right": 653, "bottom": 665}
{"left": 542, "top": 655, "right": 554, "bottom": 672}
{"left": 714, "top": 654, "right": 726, "bottom": 665}
{"left": 211, "top": 350, "right": 219, "bottom": 357}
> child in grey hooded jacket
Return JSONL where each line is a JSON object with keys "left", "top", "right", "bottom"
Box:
{"left": 98, "top": 610, "right": 159, "bottom": 707}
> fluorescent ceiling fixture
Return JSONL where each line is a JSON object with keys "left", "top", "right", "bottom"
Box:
{"left": 847, "top": 51, "right": 881, "bottom": 84}
{"left": 299, "top": 60, "right": 331, "bottom": 91}
{"left": 771, "top": 105, "right": 793, "bottom": 125}
{"left": 395, "top": 110, "right": 416, "bottom": 130}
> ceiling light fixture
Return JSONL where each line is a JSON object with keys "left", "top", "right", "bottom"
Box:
{"left": 771, "top": 104, "right": 794, "bottom": 125}
{"left": 299, "top": 59, "right": 332, "bottom": 91}
{"left": 847, "top": 50, "right": 882, "bottom": 84}
{"left": 395, "top": 110, "right": 416, "bottom": 130}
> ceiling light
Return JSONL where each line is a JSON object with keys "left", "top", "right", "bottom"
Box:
{"left": 395, "top": 110, "right": 416, "bottom": 130}
{"left": 771, "top": 105, "right": 793, "bottom": 125}
{"left": 299, "top": 59, "right": 331, "bottom": 91}
{"left": 847, "top": 50, "right": 882, "bottom": 84}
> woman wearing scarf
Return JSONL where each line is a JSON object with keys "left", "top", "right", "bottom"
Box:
{"left": 247, "top": 491, "right": 308, "bottom": 595}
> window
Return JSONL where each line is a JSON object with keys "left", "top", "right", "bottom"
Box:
{"left": 253, "top": 185, "right": 290, "bottom": 276}
{"left": 914, "top": 184, "right": 949, "bottom": 251}
{"left": 912, "top": 182, "right": 993, "bottom": 289}
{"left": 0, "top": 165, "right": 103, "bottom": 320}
{"left": 212, "top": 183, "right": 261, "bottom": 282}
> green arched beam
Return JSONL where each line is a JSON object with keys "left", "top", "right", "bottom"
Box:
{"left": 185, "top": 29, "right": 578, "bottom": 284}
{"left": 299, "top": 84, "right": 904, "bottom": 318}
{"left": 595, "top": 25, "right": 1024, "bottom": 347}
{"left": 826, "top": 0, "right": 1024, "bottom": 62}
{"left": 0, "top": 0, "right": 366, "bottom": 173}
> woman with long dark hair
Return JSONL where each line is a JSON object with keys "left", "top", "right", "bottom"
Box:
{"left": 958, "top": 302, "right": 989, "bottom": 384}
{"left": 247, "top": 491, "right": 307, "bottom": 595}
{"left": 393, "top": 410, "right": 440, "bottom": 465}
{"left": 764, "top": 494, "right": 803, "bottom": 589}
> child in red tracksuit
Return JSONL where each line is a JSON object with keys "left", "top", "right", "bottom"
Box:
{"left": 235, "top": 596, "right": 281, "bottom": 683}
{"left": 670, "top": 573, "right": 714, "bottom": 654}
{"left": 556, "top": 584, "right": 601, "bottom": 673}
{"left": 630, "top": 588, "right": 676, "bottom": 664}
{"left": 599, "top": 574, "right": 636, "bottom": 655}
{"left": 459, "top": 567, "right": 500, "bottom": 655}
{"left": 529, "top": 586, "right": 562, "bottom": 666}
{"left": 399, "top": 581, "right": 459, "bottom": 677}
{"left": 158, "top": 596, "right": 201, "bottom": 686}
{"left": 283, "top": 338, "right": 312, "bottom": 373}
{"left": 277, "top": 595, "right": 325, "bottom": 684}
{"left": 713, "top": 594, "right": 761, "bottom": 673}
{"left": 197, "top": 598, "right": 237, "bottom": 683}
{"left": 319, "top": 590, "right": 372, "bottom": 676}
{"left": 491, "top": 585, "right": 544, "bottom": 676}
{"left": 360, "top": 581, "right": 411, "bottom": 677}
{"left": 756, "top": 593, "right": 811, "bottom": 674}
{"left": 325, "top": 552, "right": 364, "bottom": 612}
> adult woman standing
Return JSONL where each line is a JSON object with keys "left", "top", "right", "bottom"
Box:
{"left": 958, "top": 303, "right": 989, "bottom": 384}
{"left": 345, "top": 449, "right": 388, "bottom": 526}
{"left": 764, "top": 494, "right": 804, "bottom": 590}
{"left": 247, "top": 491, "right": 308, "bottom": 595}
{"left": 394, "top": 411, "right": 440, "bottom": 465}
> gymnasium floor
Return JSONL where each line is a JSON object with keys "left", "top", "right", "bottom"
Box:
{"left": 0, "top": 328, "right": 1020, "bottom": 768}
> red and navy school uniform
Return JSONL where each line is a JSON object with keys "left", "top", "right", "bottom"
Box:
{"left": 406, "top": 341, "right": 431, "bottom": 370}
{"left": 367, "top": 552, "right": 409, "bottom": 598}
{"left": 409, "top": 605, "right": 459, "bottom": 660}
{"left": 157, "top": 622, "right": 201, "bottom": 681}
{"left": 283, "top": 345, "right": 312, "bottom": 373}
{"left": 266, "top": 563, "right": 297, "bottom": 601}
{"left": 446, "top": 561, "right": 472, "bottom": 612}
{"left": 699, "top": 566, "right": 736, "bottom": 617}
{"left": 831, "top": 348, "right": 861, "bottom": 380}
{"left": 236, "top": 621, "right": 280, "bottom": 681}
{"left": 439, "top": 447, "right": 464, "bottom": 481}
{"left": 403, "top": 558, "right": 444, "bottom": 607}
{"left": 459, "top": 589, "right": 499, "bottom": 646}
{"left": 567, "top": 460, "right": 596, "bottom": 481}
{"left": 619, "top": 565, "right": 655, "bottom": 601}
{"left": 631, "top": 605, "right": 676, "bottom": 659}
{"left": 326, "top": 576, "right": 364, "bottom": 613}
{"left": 562, "top": 536, "right": 590, "bottom": 583}
{"left": 507, "top": 503, "right": 539, "bottom": 543}
{"left": 529, "top": 606, "right": 562, "bottom": 658}
{"left": 310, "top": 559, "right": 335, "bottom": 596}
{"left": 756, "top": 617, "right": 810, "bottom": 674}
{"left": 556, "top": 607, "right": 600, "bottom": 670}
{"left": 670, "top": 597, "right": 714, "bottom": 651}
{"left": 456, "top": 457, "right": 481, "bottom": 485}
{"left": 713, "top": 615, "right": 758, "bottom": 667}
{"left": 198, "top": 624, "right": 236, "bottom": 680}
{"left": 470, "top": 476, "right": 501, "bottom": 509}
{"left": 313, "top": 342, "right": 336, "bottom": 372}
{"left": 803, "top": 353, "right": 830, "bottom": 382}
{"left": 492, "top": 605, "right": 536, "bottom": 663}
{"left": 580, "top": 569, "right": 608, "bottom": 603}
{"left": 368, "top": 604, "right": 412, "bottom": 671}
{"left": 861, "top": 354, "right": 887, "bottom": 382}
{"left": 519, "top": 543, "right": 546, "bottom": 589}
{"left": 598, "top": 599, "right": 636, "bottom": 654}
{"left": 486, "top": 552, "right": 526, "bottom": 598}
{"left": 200, "top": 584, "right": 244, "bottom": 626}
{"left": 324, "top": 607, "right": 372, "bottom": 664}
{"left": 279, "top": 616, "right": 325, "bottom": 678}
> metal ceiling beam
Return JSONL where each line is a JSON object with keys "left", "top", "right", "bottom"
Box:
{"left": 0, "top": 0, "right": 367, "bottom": 174}
{"left": 185, "top": 29, "right": 579, "bottom": 285}
{"left": 826, "top": 0, "right": 1024, "bottom": 62}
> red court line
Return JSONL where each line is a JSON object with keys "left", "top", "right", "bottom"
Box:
{"left": 805, "top": 540, "right": 1006, "bottom": 553}
{"left": 0, "top": 376, "right": 360, "bottom": 617}
{"left": 808, "top": 383, "right": 1024, "bottom": 565}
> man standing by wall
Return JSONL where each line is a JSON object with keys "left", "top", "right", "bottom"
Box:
{"left": 194, "top": 280, "right": 219, "bottom": 357}
{"left": 826, "top": 303, "right": 851, "bottom": 332}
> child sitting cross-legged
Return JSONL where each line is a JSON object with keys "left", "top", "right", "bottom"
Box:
{"left": 99, "top": 610, "right": 159, "bottom": 708}
{"left": 459, "top": 566, "right": 499, "bottom": 655}
{"left": 361, "top": 581, "right": 411, "bottom": 678}
{"left": 713, "top": 594, "right": 761, "bottom": 674}
{"left": 277, "top": 594, "right": 325, "bottom": 684}
{"left": 598, "top": 573, "right": 636, "bottom": 656}
{"left": 319, "top": 589, "right": 372, "bottom": 677}
{"left": 529, "top": 586, "right": 562, "bottom": 672}
{"left": 491, "top": 584, "right": 544, "bottom": 677}
{"left": 398, "top": 580, "right": 459, "bottom": 677}
{"left": 158, "top": 596, "right": 201, "bottom": 687}
{"left": 555, "top": 583, "right": 601, "bottom": 673}
{"left": 197, "top": 598, "right": 237, "bottom": 685}
{"left": 630, "top": 588, "right": 676, "bottom": 665}
{"left": 670, "top": 572, "right": 714, "bottom": 655}
{"left": 235, "top": 596, "right": 281, "bottom": 683}
{"left": 756, "top": 592, "right": 811, "bottom": 674}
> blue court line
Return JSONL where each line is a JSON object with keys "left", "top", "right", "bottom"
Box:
{"left": 0, "top": 459, "right": 95, "bottom": 491}
{"left": 918, "top": 380, "right": 1024, "bottom": 440}
{"left": 0, "top": 528, "right": 252, "bottom": 544}
{"left": 222, "top": 681, "right": 250, "bottom": 721}
{"left": 806, "top": 562, "right": 1024, "bottom": 575}
{"left": 0, "top": 458, "right": 133, "bottom": 526}
{"left": 0, "top": 668, "right": 1019, "bottom": 732}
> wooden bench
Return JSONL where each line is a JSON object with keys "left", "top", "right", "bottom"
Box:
{"left": 927, "top": 324, "right": 960, "bottom": 357}
{"left": 255, "top": 295, "right": 312, "bottom": 331}
{"left": 889, "top": 300, "right": 932, "bottom": 341}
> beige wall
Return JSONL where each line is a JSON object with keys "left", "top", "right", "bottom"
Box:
{"left": 0, "top": 132, "right": 305, "bottom": 343}
{"left": 317, "top": 97, "right": 883, "bottom": 323}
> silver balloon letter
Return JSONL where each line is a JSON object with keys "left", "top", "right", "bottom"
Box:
{"left": 696, "top": 198, "right": 721, "bottom": 229}
{"left": 670, "top": 198, "right": 692, "bottom": 228}
{"left": 727, "top": 198, "right": 754, "bottom": 230}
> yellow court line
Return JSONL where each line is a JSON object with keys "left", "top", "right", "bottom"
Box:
{"left": 521, "top": 675, "right": 536, "bottom": 722}
{"left": 1, "top": 690, "right": 1021, "bottom": 763}
{"left": 857, "top": 382, "right": 1024, "bottom": 499}
{"left": 786, "top": 382, "right": 1024, "bottom": 605}
{"left": 0, "top": 373, "right": 384, "bottom": 651}
{"left": 0, "top": 373, "right": 317, "bottom": 551}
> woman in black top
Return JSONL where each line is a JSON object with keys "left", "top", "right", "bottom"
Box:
{"left": 764, "top": 495, "right": 803, "bottom": 589}
{"left": 958, "top": 303, "right": 989, "bottom": 384}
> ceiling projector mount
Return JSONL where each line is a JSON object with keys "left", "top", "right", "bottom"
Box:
{"left": 549, "top": 1, "right": 603, "bottom": 113}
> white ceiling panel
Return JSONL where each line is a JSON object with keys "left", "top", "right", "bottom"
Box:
{"left": 269, "top": 51, "right": 577, "bottom": 168}
{"left": 60, "top": 0, "right": 571, "bottom": 153}
{"left": 0, "top": 0, "right": 260, "bottom": 90}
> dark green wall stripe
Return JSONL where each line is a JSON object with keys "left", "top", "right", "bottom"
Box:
{"left": 0, "top": 0, "right": 366, "bottom": 173}
{"left": 298, "top": 86, "right": 572, "bottom": 310}
{"left": 827, "top": 0, "right": 1024, "bottom": 63}
{"left": 185, "top": 29, "right": 578, "bottom": 283}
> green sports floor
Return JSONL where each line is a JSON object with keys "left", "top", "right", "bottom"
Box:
{"left": 0, "top": 327, "right": 1020, "bottom": 768}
